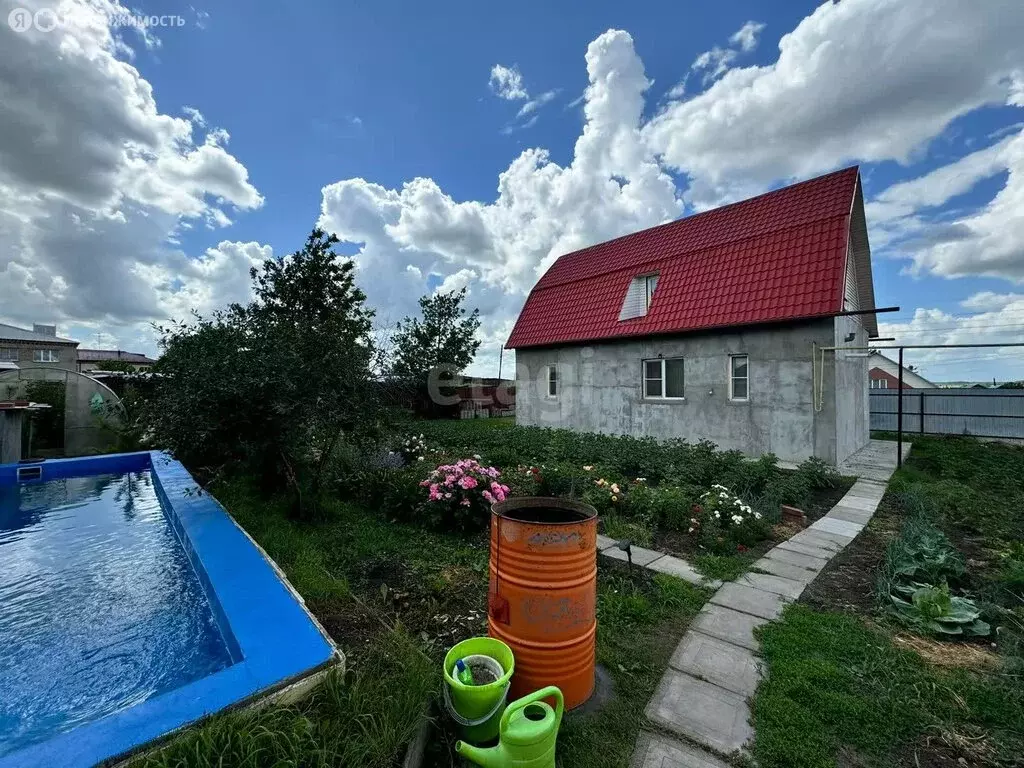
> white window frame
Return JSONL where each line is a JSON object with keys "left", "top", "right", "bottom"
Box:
{"left": 643, "top": 274, "right": 658, "bottom": 312}
{"left": 33, "top": 349, "right": 59, "bottom": 363}
{"left": 545, "top": 364, "right": 558, "bottom": 398}
{"left": 871, "top": 378, "right": 889, "bottom": 390}
{"left": 642, "top": 357, "right": 685, "bottom": 400}
{"left": 0, "top": 347, "right": 17, "bottom": 362}
{"left": 728, "top": 354, "right": 749, "bottom": 402}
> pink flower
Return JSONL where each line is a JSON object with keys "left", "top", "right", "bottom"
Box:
{"left": 419, "top": 480, "right": 430, "bottom": 487}
{"left": 444, "top": 492, "right": 452, "bottom": 499}
{"left": 444, "top": 474, "right": 456, "bottom": 486}
{"left": 459, "top": 476, "right": 478, "bottom": 490}
{"left": 494, "top": 488, "right": 506, "bottom": 502}
{"left": 460, "top": 498, "right": 471, "bottom": 507}
{"left": 482, "top": 490, "right": 495, "bottom": 503}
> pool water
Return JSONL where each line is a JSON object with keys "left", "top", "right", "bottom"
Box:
{"left": 0, "top": 471, "right": 234, "bottom": 757}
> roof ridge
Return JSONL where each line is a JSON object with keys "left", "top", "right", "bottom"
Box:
{"left": 536, "top": 166, "right": 859, "bottom": 291}
{"left": 532, "top": 207, "right": 854, "bottom": 295}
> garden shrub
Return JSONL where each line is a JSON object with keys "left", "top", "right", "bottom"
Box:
{"left": 420, "top": 458, "right": 509, "bottom": 531}
{"left": 690, "top": 485, "right": 769, "bottom": 554}
{"left": 730, "top": 453, "right": 781, "bottom": 500}
{"left": 794, "top": 456, "right": 840, "bottom": 489}
{"left": 648, "top": 484, "right": 702, "bottom": 531}
{"left": 397, "top": 433, "right": 428, "bottom": 463}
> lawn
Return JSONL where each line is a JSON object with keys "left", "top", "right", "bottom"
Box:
{"left": 135, "top": 418, "right": 863, "bottom": 768}
{"left": 135, "top": 424, "right": 715, "bottom": 768}
{"left": 751, "top": 435, "right": 1024, "bottom": 768}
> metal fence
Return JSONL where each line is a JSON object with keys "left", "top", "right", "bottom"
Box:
{"left": 870, "top": 388, "right": 1024, "bottom": 440}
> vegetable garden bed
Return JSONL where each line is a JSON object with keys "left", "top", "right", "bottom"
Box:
{"left": 750, "top": 435, "right": 1024, "bottom": 768}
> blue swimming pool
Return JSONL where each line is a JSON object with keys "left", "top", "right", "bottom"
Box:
{"left": 0, "top": 452, "right": 338, "bottom": 768}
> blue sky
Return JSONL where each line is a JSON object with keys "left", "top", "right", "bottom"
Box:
{"left": 2, "top": 0, "right": 1024, "bottom": 382}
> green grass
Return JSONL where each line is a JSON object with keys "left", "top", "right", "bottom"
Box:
{"left": 752, "top": 606, "right": 1024, "bottom": 768}
{"left": 426, "top": 563, "right": 711, "bottom": 767}
{"left": 135, "top": 629, "right": 435, "bottom": 768}
{"left": 559, "top": 569, "right": 709, "bottom": 768}
{"left": 694, "top": 552, "right": 757, "bottom": 581}
{"left": 146, "top": 477, "right": 711, "bottom": 768}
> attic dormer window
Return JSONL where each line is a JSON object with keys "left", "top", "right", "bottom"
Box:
{"left": 618, "top": 272, "right": 659, "bottom": 321}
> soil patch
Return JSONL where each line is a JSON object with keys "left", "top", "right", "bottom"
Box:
{"left": 353, "top": 556, "right": 489, "bottom": 658}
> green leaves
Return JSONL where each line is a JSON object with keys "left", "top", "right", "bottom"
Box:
{"left": 890, "top": 582, "right": 990, "bottom": 636}
{"left": 148, "top": 228, "right": 382, "bottom": 519}
{"left": 389, "top": 287, "right": 481, "bottom": 383}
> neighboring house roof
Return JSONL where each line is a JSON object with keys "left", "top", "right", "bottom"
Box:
{"left": 77, "top": 349, "right": 157, "bottom": 364}
{"left": 869, "top": 352, "right": 937, "bottom": 388}
{"left": 0, "top": 322, "right": 78, "bottom": 345}
{"left": 506, "top": 166, "right": 877, "bottom": 349}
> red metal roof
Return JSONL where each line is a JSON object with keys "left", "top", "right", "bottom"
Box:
{"left": 506, "top": 167, "right": 863, "bottom": 349}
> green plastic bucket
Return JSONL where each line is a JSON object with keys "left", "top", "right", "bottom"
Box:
{"left": 442, "top": 636, "right": 515, "bottom": 744}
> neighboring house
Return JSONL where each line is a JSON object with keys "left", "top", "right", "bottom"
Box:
{"left": 868, "top": 352, "right": 936, "bottom": 389}
{"left": 0, "top": 323, "right": 79, "bottom": 372}
{"left": 506, "top": 167, "right": 879, "bottom": 465}
{"left": 77, "top": 349, "right": 157, "bottom": 373}
{"left": 456, "top": 377, "right": 516, "bottom": 418}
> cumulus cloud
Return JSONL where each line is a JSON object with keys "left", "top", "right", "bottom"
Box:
{"left": 873, "top": 129, "right": 1024, "bottom": 281}
{"left": 0, "top": 0, "right": 265, "bottom": 350}
{"left": 321, "top": 30, "right": 680, "bottom": 374}
{"left": 488, "top": 64, "right": 528, "bottom": 100}
{"left": 646, "top": 0, "right": 1024, "bottom": 207}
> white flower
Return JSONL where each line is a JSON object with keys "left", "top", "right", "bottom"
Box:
{"left": 417, "top": 456, "right": 425, "bottom": 461}
{"left": 734, "top": 499, "right": 742, "bottom": 506}
{"left": 719, "top": 492, "right": 728, "bottom": 499}
{"left": 753, "top": 512, "right": 762, "bottom": 520}
{"left": 713, "top": 511, "right": 720, "bottom": 518}
{"left": 731, "top": 515, "right": 744, "bottom": 525}
{"left": 688, "top": 527, "right": 695, "bottom": 533}
{"left": 473, "top": 454, "right": 482, "bottom": 460}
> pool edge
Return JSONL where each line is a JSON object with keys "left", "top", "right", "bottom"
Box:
{"left": 0, "top": 451, "right": 345, "bottom": 768}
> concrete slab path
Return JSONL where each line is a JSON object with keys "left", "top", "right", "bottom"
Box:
{"left": 627, "top": 442, "right": 906, "bottom": 767}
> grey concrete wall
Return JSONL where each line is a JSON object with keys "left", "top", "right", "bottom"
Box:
{"left": 515, "top": 320, "right": 842, "bottom": 464}
{"left": 831, "top": 316, "right": 870, "bottom": 464}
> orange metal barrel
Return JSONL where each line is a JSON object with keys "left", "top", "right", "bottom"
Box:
{"left": 487, "top": 497, "right": 597, "bottom": 710}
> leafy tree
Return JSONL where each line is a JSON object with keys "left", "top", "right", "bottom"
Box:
{"left": 390, "top": 288, "right": 482, "bottom": 382}
{"left": 148, "top": 228, "right": 380, "bottom": 519}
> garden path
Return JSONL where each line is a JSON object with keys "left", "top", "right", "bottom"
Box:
{"left": 624, "top": 441, "right": 907, "bottom": 768}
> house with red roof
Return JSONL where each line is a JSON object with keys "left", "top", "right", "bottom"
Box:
{"left": 505, "top": 167, "right": 880, "bottom": 465}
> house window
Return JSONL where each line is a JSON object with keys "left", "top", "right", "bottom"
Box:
{"left": 546, "top": 365, "right": 557, "bottom": 398}
{"left": 618, "top": 272, "right": 660, "bottom": 320}
{"left": 643, "top": 358, "right": 684, "bottom": 399}
{"left": 0, "top": 348, "right": 16, "bottom": 362}
{"left": 33, "top": 349, "right": 59, "bottom": 363}
{"left": 729, "top": 355, "right": 748, "bottom": 401}
{"left": 870, "top": 378, "right": 889, "bottom": 390}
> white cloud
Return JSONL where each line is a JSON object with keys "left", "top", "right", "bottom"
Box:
{"left": 691, "top": 46, "right": 737, "bottom": 84}
{"left": 876, "top": 130, "right": 1024, "bottom": 281}
{"left": 960, "top": 291, "right": 1024, "bottom": 312}
{"left": 517, "top": 89, "right": 559, "bottom": 118}
{"left": 489, "top": 64, "right": 528, "bottom": 100}
{"left": 321, "top": 30, "right": 680, "bottom": 374}
{"left": 646, "top": 0, "right": 1024, "bottom": 207}
{"left": 0, "top": 0, "right": 264, "bottom": 348}
{"left": 729, "top": 21, "right": 765, "bottom": 52}
{"left": 434, "top": 268, "right": 477, "bottom": 295}
{"left": 182, "top": 106, "right": 206, "bottom": 126}
{"left": 879, "top": 304, "right": 1024, "bottom": 381}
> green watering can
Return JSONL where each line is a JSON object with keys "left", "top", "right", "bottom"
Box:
{"left": 456, "top": 686, "right": 563, "bottom": 768}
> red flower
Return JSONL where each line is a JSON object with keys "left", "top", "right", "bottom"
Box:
{"left": 736, "top": 544, "right": 748, "bottom": 552}
{"left": 692, "top": 504, "right": 703, "bottom": 514}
